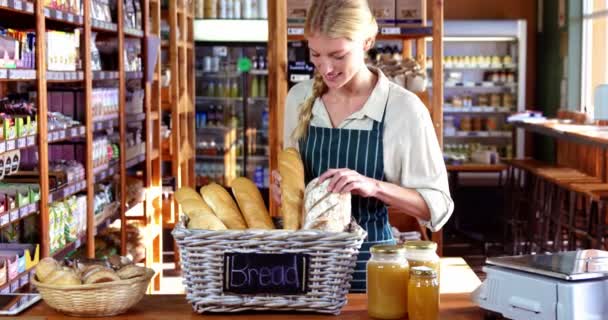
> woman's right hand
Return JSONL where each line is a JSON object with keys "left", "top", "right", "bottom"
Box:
{"left": 270, "top": 170, "right": 282, "bottom": 206}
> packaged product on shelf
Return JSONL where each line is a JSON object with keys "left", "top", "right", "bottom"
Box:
{"left": 286, "top": 0, "right": 311, "bottom": 25}
{"left": 396, "top": 0, "right": 425, "bottom": 27}
{"left": 205, "top": 0, "right": 218, "bottom": 18}
{"left": 46, "top": 30, "right": 81, "bottom": 72}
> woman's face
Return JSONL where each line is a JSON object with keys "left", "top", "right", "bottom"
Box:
{"left": 307, "top": 34, "right": 368, "bottom": 89}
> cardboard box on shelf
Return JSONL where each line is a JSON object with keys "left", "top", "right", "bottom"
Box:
{"left": 396, "top": 0, "right": 426, "bottom": 27}
{"left": 368, "top": 0, "right": 396, "bottom": 26}
{"left": 287, "top": 0, "right": 312, "bottom": 26}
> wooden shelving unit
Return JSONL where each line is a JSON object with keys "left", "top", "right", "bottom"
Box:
{"left": 0, "top": 0, "right": 162, "bottom": 282}
{"left": 161, "top": 0, "right": 195, "bottom": 234}
{"left": 270, "top": 2, "right": 445, "bottom": 254}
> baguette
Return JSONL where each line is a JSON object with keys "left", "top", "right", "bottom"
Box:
{"left": 278, "top": 148, "right": 305, "bottom": 230}
{"left": 175, "top": 187, "right": 203, "bottom": 203}
{"left": 187, "top": 208, "right": 227, "bottom": 230}
{"left": 231, "top": 177, "right": 274, "bottom": 229}
{"left": 200, "top": 183, "right": 248, "bottom": 229}
{"left": 180, "top": 198, "right": 213, "bottom": 218}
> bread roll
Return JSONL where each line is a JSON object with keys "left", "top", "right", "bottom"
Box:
{"left": 180, "top": 198, "right": 213, "bottom": 218}
{"left": 278, "top": 148, "right": 305, "bottom": 230}
{"left": 175, "top": 187, "right": 203, "bottom": 203}
{"left": 200, "top": 183, "right": 247, "bottom": 229}
{"left": 188, "top": 209, "right": 228, "bottom": 230}
{"left": 302, "top": 178, "right": 351, "bottom": 232}
{"left": 46, "top": 269, "right": 81, "bottom": 286}
{"left": 36, "top": 257, "right": 60, "bottom": 282}
{"left": 231, "top": 177, "right": 274, "bottom": 230}
{"left": 116, "top": 265, "right": 147, "bottom": 280}
{"left": 83, "top": 268, "right": 121, "bottom": 284}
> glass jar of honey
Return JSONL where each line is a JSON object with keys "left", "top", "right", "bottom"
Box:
{"left": 408, "top": 266, "right": 439, "bottom": 320}
{"left": 404, "top": 241, "right": 440, "bottom": 274}
{"left": 367, "top": 244, "right": 410, "bottom": 319}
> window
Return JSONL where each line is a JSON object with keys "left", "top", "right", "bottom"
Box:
{"left": 581, "top": 0, "right": 608, "bottom": 116}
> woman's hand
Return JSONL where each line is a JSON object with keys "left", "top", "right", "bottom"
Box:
{"left": 318, "top": 168, "right": 380, "bottom": 198}
{"left": 270, "top": 170, "right": 282, "bottom": 206}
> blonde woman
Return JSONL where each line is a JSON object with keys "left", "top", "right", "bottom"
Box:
{"left": 271, "top": 0, "right": 453, "bottom": 292}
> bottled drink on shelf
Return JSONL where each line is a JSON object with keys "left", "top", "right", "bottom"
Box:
{"left": 251, "top": 75, "right": 259, "bottom": 97}
{"left": 259, "top": 75, "right": 267, "bottom": 97}
{"left": 215, "top": 104, "right": 224, "bottom": 126}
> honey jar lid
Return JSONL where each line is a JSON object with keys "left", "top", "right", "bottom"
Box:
{"left": 410, "top": 266, "right": 437, "bottom": 277}
{"left": 403, "top": 240, "right": 437, "bottom": 251}
{"left": 370, "top": 244, "right": 406, "bottom": 254}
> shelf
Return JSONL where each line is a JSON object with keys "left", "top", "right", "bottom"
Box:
{"left": 93, "top": 114, "right": 119, "bottom": 131}
{"left": 48, "top": 180, "right": 87, "bottom": 204}
{"left": 52, "top": 233, "right": 86, "bottom": 261}
{"left": 248, "top": 97, "right": 268, "bottom": 104}
{"left": 91, "top": 19, "right": 118, "bottom": 33}
{"left": 430, "top": 64, "right": 517, "bottom": 71}
{"left": 446, "top": 163, "right": 508, "bottom": 172}
{"left": 48, "top": 126, "right": 86, "bottom": 143}
{"left": 443, "top": 106, "right": 515, "bottom": 114}
{"left": 250, "top": 69, "right": 269, "bottom": 75}
{"left": 124, "top": 28, "right": 144, "bottom": 38}
{"left": 196, "top": 154, "right": 268, "bottom": 162}
{"left": 0, "top": 267, "right": 35, "bottom": 294}
{"left": 126, "top": 112, "right": 146, "bottom": 122}
{"left": 94, "top": 202, "right": 120, "bottom": 236}
{"left": 437, "top": 82, "right": 518, "bottom": 89}
{"left": 0, "top": 135, "right": 36, "bottom": 155}
{"left": 0, "top": 202, "right": 39, "bottom": 228}
{"left": 195, "top": 70, "right": 241, "bottom": 78}
{"left": 93, "top": 161, "right": 119, "bottom": 183}
{"left": 287, "top": 26, "right": 432, "bottom": 41}
{"left": 126, "top": 153, "right": 146, "bottom": 169}
{"left": 0, "top": 0, "right": 34, "bottom": 15}
{"left": 92, "top": 71, "right": 119, "bottom": 81}
{"left": 0, "top": 69, "right": 36, "bottom": 81}
{"left": 126, "top": 71, "right": 144, "bottom": 80}
{"left": 444, "top": 131, "right": 513, "bottom": 139}
{"left": 196, "top": 96, "right": 243, "bottom": 103}
{"left": 44, "top": 7, "right": 83, "bottom": 26}
{"left": 47, "top": 71, "right": 84, "bottom": 82}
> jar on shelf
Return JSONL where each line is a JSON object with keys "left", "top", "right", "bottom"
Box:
{"left": 404, "top": 241, "right": 440, "bottom": 274}
{"left": 503, "top": 93, "right": 515, "bottom": 109}
{"left": 367, "top": 244, "right": 410, "bottom": 320}
{"left": 451, "top": 95, "right": 463, "bottom": 107}
{"left": 486, "top": 117, "right": 498, "bottom": 131}
{"left": 490, "top": 93, "right": 502, "bottom": 107}
{"left": 408, "top": 266, "right": 439, "bottom": 320}
{"left": 472, "top": 116, "right": 482, "bottom": 131}
{"left": 477, "top": 94, "right": 489, "bottom": 106}
{"left": 460, "top": 116, "right": 471, "bottom": 131}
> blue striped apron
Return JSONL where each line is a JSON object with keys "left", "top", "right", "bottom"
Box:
{"left": 299, "top": 93, "right": 395, "bottom": 293}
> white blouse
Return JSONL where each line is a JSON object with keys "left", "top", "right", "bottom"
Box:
{"left": 283, "top": 68, "right": 453, "bottom": 232}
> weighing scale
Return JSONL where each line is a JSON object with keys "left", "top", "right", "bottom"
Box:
{"left": 471, "top": 250, "right": 608, "bottom": 319}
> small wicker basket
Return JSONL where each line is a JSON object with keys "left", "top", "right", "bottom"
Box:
{"left": 31, "top": 268, "right": 154, "bottom": 317}
{"left": 173, "top": 221, "right": 367, "bottom": 315}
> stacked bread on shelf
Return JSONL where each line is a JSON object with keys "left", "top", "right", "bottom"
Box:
{"left": 35, "top": 255, "right": 148, "bottom": 286}
{"left": 175, "top": 148, "right": 352, "bottom": 233}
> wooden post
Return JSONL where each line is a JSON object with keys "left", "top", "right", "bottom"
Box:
{"left": 268, "top": 0, "right": 288, "bottom": 217}
{"left": 118, "top": 0, "right": 128, "bottom": 256}
{"left": 35, "top": 0, "right": 50, "bottom": 258}
{"left": 431, "top": 0, "right": 445, "bottom": 257}
{"left": 83, "top": 0, "right": 95, "bottom": 259}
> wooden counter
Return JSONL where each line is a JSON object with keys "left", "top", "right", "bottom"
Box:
{"left": 513, "top": 120, "right": 608, "bottom": 148}
{"left": 24, "top": 258, "right": 486, "bottom": 319}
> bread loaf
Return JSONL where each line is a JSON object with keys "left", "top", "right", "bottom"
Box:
{"left": 188, "top": 209, "right": 228, "bottom": 230}
{"left": 231, "top": 177, "right": 274, "bottom": 229}
{"left": 180, "top": 198, "right": 213, "bottom": 218}
{"left": 116, "top": 265, "right": 147, "bottom": 280}
{"left": 83, "top": 268, "right": 121, "bottom": 284}
{"left": 278, "top": 148, "right": 305, "bottom": 230}
{"left": 175, "top": 187, "right": 203, "bottom": 203}
{"left": 302, "top": 178, "right": 351, "bottom": 232}
{"left": 36, "top": 257, "right": 60, "bottom": 282}
{"left": 200, "top": 183, "right": 247, "bottom": 229}
{"left": 46, "top": 269, "right": 81, "bottom": 286}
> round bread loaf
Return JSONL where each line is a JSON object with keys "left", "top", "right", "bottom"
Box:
{"left": 83, "top": 268, "right": 121, "bottom": 284}
{"left": 35, "top": 257, "right": 60, "bottom": 282}
{"left": 116, "top": 264, "right": 147, "bottom": 280}
{"left": 46, "top": 269, "right": 81, "bottom": 286}
{"left": 302, "top": 178, "right": 351, "bottom": 232}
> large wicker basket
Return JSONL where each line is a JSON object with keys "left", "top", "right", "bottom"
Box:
{"left": 172, "top": 221, "right": 367, "bottom": 315}
{"left": 31, "top": 268, "right": 154, "bottom": 317}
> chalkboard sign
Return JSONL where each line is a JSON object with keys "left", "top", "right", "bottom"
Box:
{"left": 223, "top": 253, "right": 310, "bottom": 295}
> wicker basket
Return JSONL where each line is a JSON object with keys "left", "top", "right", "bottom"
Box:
{"left": 172, "top": 221, "right": 367, "bottom": 315}
{"left": 31, "top": 268, "right": 154, "bottom": 317}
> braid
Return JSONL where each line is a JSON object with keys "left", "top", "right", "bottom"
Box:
{"left": 291, "top": 72, "right": 328, "bottom": 142}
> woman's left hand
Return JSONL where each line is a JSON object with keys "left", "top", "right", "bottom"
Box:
{"left": 318, "top": 168, "right": 380, "bottom": 198}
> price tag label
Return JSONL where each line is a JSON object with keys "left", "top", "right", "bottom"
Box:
{"left": 287, "top": 28, "right": 304, "bottom": 35}
{"left": 0, "top": 214, "right": 9, "bottom": 226}
{"left": 25, "top": 1, "right": 32, "bottom": 12}
{"left": 6, "top": 140, "right": 15, "bottom": 151}
{"left": 381, "top": 27, "right": 401, "bottom": 35}
{"left": 59, "top": 130, "right": 66, "bottom": 140}
{"left": 0, "top": 287, "right": 9, "bottom": 294}
{"left": 0, "top": 69, "right": 6, "bottom": 79}
{"left": 14, "top": 0, "right": 23, "bottom": 10}
{"left": 27, "top": 136, "right": 35, "bottom": 146}
{"left": 43, "top": 7, "right": 50, "bottom": 16}
{"left": 10, "top": 210, "right": 19, "bottom": 222}
{"left": 80, "top": 126, "right": 85, "bottom": 135}
{"left": 20, "top": 274, "right": 29, "bottom": 286}
{"left": 0, "top": 142, "right": 6, "bottom": 154}
{"left": 10, "top": 281, "right": 19, "bottom": 293}
{"left": 17, "top": 138, "right": 25, "bottom": 149}
{"left": 19, "top": 206, "right": 28, "bottom": 218}
{"left": 69, "top": 128, "right": 76, "bottom": 137}
{"left": 67, "top": 13, "right": 74, "bottom": 23}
